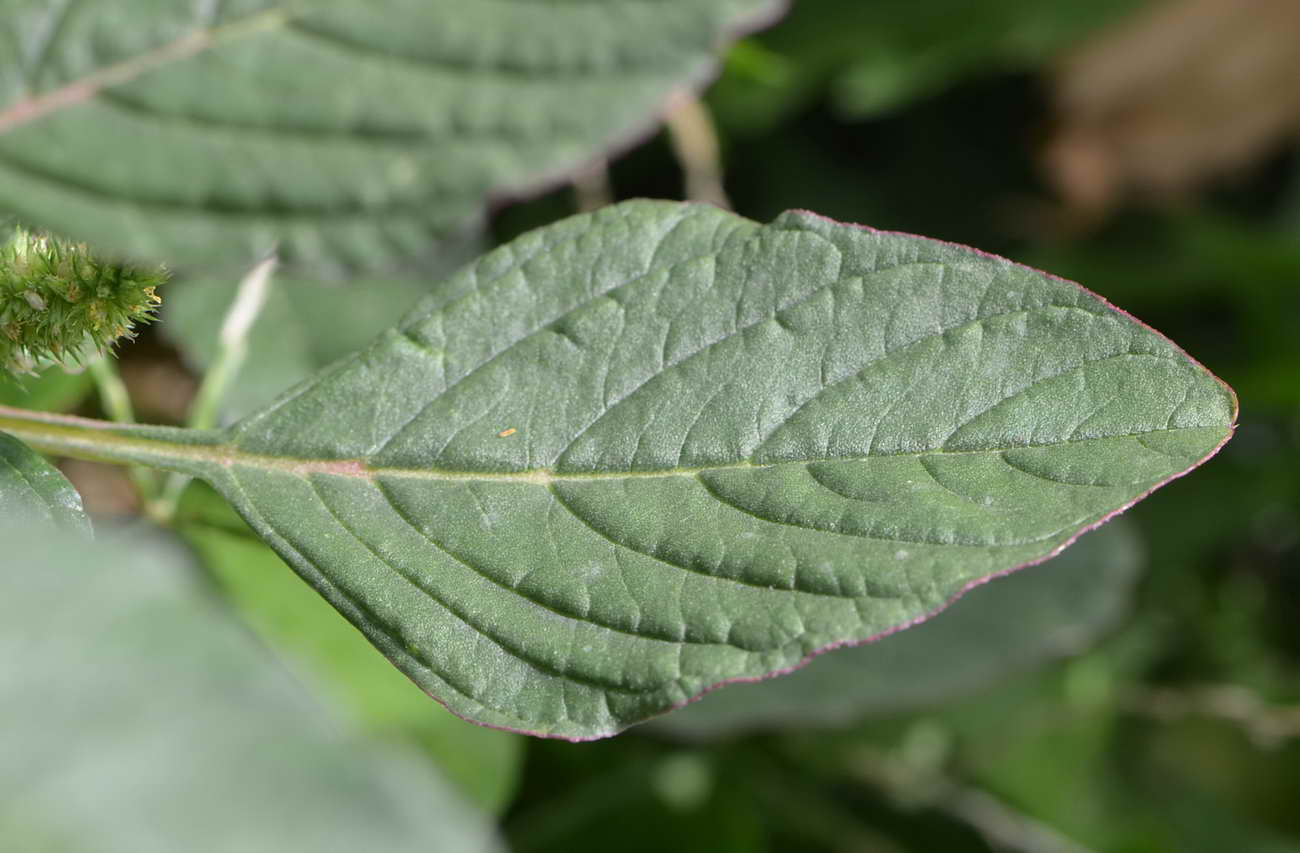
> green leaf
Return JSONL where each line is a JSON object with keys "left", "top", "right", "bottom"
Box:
{"left": 179, "top": 483, "right": 523, "bottom": 813}
{"left": 0, "top": 430, "right": 88, "bottom": 535}
{"left": 0, "top": 0, "right": 780, "bottom": 270}
{"left": 0, "top": 365, "right": 93, "bottom": 412}
{"left": 654, "top": 518, "right": 1143, "bottom": 737}
{"left": 0, "top": 200, "right": 1237, "bottom": 740}
{"left": 0, "top": 526, "right": 504, "bottom": 852}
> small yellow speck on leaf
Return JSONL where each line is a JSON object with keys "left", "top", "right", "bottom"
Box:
{"left": 497, "top": 428, "right": 517, "bottom": 438}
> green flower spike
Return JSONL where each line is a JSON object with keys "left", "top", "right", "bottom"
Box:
{"left": 0, "top": 227, "right": 166, "bottom": 375}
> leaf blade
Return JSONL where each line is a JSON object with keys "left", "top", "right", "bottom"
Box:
{"left": 3, "top": 201, "right": 1232, "bottom": 739}
{"left": 177, "top": 201, "right": 1233, "bottom": 739}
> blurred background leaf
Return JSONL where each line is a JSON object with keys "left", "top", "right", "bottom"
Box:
{"left": 0, "top": 0, "right": 781, "bottom": 273}
{"left": 0, "top": 366, "right": 92, "bottom": 412}
{"left": 707, "top": 0, "right": 1147, "bottom": 135}
{"left": 0, "top": 526, "right": 504, "bottom": 852}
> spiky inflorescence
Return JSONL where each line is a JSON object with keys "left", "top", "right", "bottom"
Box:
{"left": 0, "top": 227, "right": 166, "bottom": 375}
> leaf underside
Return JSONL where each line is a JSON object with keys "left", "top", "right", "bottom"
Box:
{"left": 656, "top": 516, "right": 1144, "bottom": 737}
{"left": 154, "top": 200, "right": 1233, "bottom": 739}
{"left": 0, "top": 0, "right": 779, "bottom": 270}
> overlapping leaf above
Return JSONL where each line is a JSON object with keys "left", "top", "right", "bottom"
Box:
{"left": 53, "top": 200, "right": 1232, "bottom": 740}
{"left": 0, "top": 0, "right": 780, "bottom": 270}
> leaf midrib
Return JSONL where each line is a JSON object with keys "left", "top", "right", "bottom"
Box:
{"left": 0, "top": 406, "right": 1224, "bottom": 484}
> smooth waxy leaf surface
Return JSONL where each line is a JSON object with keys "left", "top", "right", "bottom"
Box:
{"left": 0, "top": 430, "right": 88, "bottom": 535}
{"left": 0, "top": 0, "right": 779, "bottom": 270}
{"left": 656, "top": 518, "right": 1143, "bottom": 737}
{"left": 0, "top": 528, "right": 503, "bottom": 852}
{"left": 0, "top": 200, "right": 1235, "bottom": 740}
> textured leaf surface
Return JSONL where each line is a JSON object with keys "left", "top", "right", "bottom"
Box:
{"left": 655, "top": 518, "right": 1143, "bottom": 737}
{"left": 0, "top": 528, "right": 503, "bottom": 852}
{"left": 0, "top": 200, "right": 1236, "bottom": 740}
{"left": 0, "top": 430, "right": 88, "bottom": 534}
{"left": 179, "top": 483, "right": 523, "bottom": 813}
{"left": 0, "top": 0, "right": 779, "bottom": 270}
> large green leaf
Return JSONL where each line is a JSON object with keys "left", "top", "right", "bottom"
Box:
{"left": 0, "top": 430, "right": 88, "bottom": 535}
{"left": 0, "top": 200, "right": 1236, "bottom": 740}
{"left": 655, "top": 518, "right": 1143, "bottom": 737}
{"left": 0, "top": 0, "right": 779, "bottom": 271}
{"left": 0, "top": 527, "right": 503, "bottom": 852}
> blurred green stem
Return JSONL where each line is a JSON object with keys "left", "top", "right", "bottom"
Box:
{"left": 1121, "top": 684, "right": 1300, "bottom": 749}
{"left": 572, "top": 158, "right": 614, "bottom": 212}
{"left": 156, "top": 254, "right": 277, "bottom": 522}
{"left": 842, "top": 743, "right": 1091, "bottom": 853}
{"left": 664, "top": 91, "right": 730, "bottom": 209}
{"left": 87, "top": 356, "right": 134, "bottom": 426}
{"left": 87, "top": 355, "right": 162, "bottom": 515}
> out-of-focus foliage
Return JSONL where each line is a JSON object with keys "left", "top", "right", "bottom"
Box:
{"left": 708, "top": 0, "right": 1147, "bottom": 133}
{"left": 0, "top": 364, "right": 91, "bottom": 411}
{"left": 1044, "top": 0, "right": 1300, "bottom": 217}
{"left": 0, "top": 526, "right": 505, "bottom": 853}
{"left": 0, "top": 0, "right": 780, "bottom": 271}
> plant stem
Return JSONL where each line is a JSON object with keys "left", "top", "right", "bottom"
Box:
{"left": 87, "top": 356, "right": 135, "bottom": 425}
{"left": 0, "top": 405, "right": 220, "bottom": 477}
{"left": 1121, "top": 683, "right": 1300, "bottom": 748}
{"left": 189, "top": 255, "right": 277, "bottom": 433}
{"left": 87, "top": 355, "right": 162, "bottom": 513}
{"left": 664, "top": 91, "right": 731, "bottom": 210}
{"left": 572, "top": 158, "right": 614, "bottom": 212}
{"left": 156, "top": 254, "right": 277, "bottom": 521}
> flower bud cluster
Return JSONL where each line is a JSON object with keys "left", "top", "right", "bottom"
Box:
{"left": 1, "top": 227, "right": 166, "bottom": 375}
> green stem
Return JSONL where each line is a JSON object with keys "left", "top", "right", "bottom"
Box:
{"left": 664, "top": 91, "right": 730, "bottom": 210}
{"left": 188, "top": 255, "right": 277, "bottom": 433}
{"left": 87, "top": 355, "right": 163, "bottom": 513}
{"left": 87, "top": 357, "right": 135, "bottom": 424}
{"left": 0, "top": 405, "right": 221, "bottom": 477}
{"left": 155, "top": 254, "right": 277, "bottom": 521}
{"left": 572, "top": 158, "right": 614, "bottom": 212}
